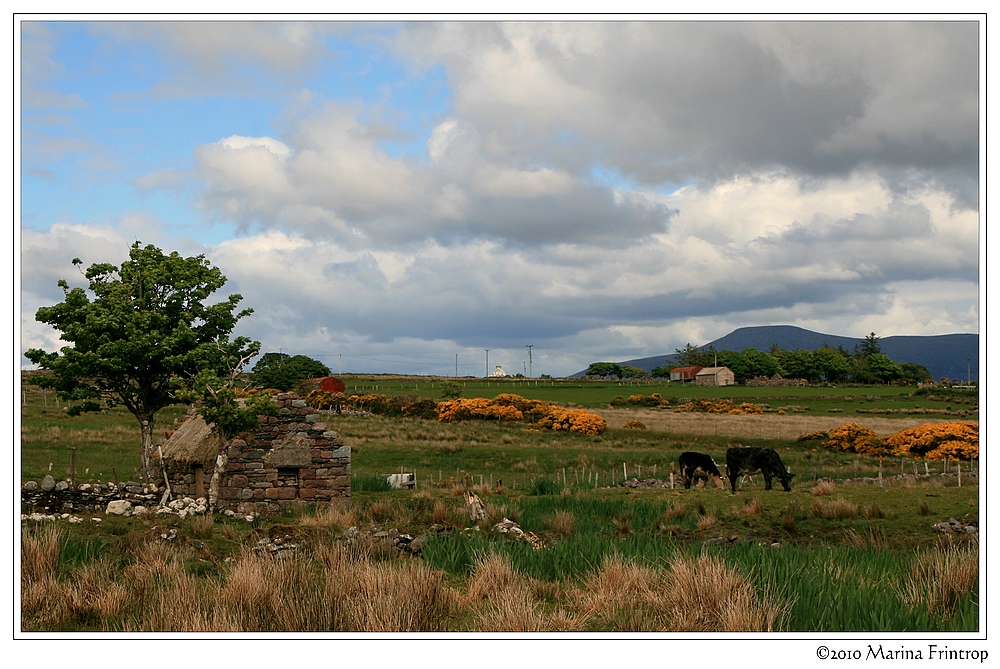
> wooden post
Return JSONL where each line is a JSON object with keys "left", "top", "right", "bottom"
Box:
{"left": 623, "top": 462, "right": 627, "bottom": 480}
{"left": 957, "top": 461, "right": 962, "bottom": 487}
{"left": 69, "top": 447, "right": 76, "bottom": 486}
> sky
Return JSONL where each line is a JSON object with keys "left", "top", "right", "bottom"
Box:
{"left": 17, "top": 17, "right": 984, "bottom": 378}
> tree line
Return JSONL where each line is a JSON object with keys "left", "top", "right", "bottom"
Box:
{"left": 586, "top": 333, "right": 932, "bottom": 385}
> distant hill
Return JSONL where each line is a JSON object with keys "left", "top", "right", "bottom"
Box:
{"left": 576, "top": 325, "right": 979, "bottom": 383}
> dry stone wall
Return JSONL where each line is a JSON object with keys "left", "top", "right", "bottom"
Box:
{"left": 164, "top": 392, "right": 350, "bottom": 515}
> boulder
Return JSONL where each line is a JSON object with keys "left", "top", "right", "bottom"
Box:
{"left": 105, "top": 500, "right": 133, "bottom": 516}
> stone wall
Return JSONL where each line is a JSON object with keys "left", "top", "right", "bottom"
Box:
{"left": 163, "top": 393, "right": 350, "bottom": 515}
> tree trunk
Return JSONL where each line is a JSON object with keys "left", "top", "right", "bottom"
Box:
{"left": 139, "top": 414, "right": 155, "bottom": 485}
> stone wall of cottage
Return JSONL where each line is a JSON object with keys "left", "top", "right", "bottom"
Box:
{"left": 165, "top": 392, "right": 350, "bottom": 515}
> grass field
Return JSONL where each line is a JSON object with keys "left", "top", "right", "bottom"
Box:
{"left": 19, "top": 375, "right": 980, "bottom": 633}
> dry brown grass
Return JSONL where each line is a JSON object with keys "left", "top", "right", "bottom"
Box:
{"left": 812, "top": 480, "right": 837, "bottom": 496}
{"left": 543, "top": 510, "right": 577, "bottom": 538}
{"left": 21, "top": 525, "right": 62, "bottom": 585}
{"left": 738, "top": 497, "right": 764, "bottom": 517}
{"left": 845, "top": 526, "right": 890, "bottom": 550}
{"left": 21, "top": 524, "right": 792, "bottom": 633}
{"left": 574, "top": 553, "right": 784, "bottom": 632}
{"left": 464, "top": 552, "right": 565, "bottom": 631}
{"left": 189, "top": 514, "right": 215, "bottom": 539}
{"left": 299, "top": 503, "right": 357, "bottom": 531}
{"left": 812, "top": 497, "right": 860, "bottom": 520}
{"left": 900, "top": 542, "right": 978, "bottom": 617}
{"left": 594, "top": 408, "right": 965, "bottom": 440}
{"left": 696, "top": 511, "right": 718, "bottom": 530}
{"left": 666, "top": 553, "right": 784, "bottom": 632}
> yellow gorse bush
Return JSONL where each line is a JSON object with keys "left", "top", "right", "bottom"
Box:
{"left": 536, "top": 407, "right": 608, "bottom": 435}
{"left": 825, "top": 422, "right": 887, "bottom": 456}
{"left": 439, "top": 396, "right": 606, "bottom": 434}
{"left": 678, "top": 399, "right": 764, "bottom": 415}
{"left": 884, "top": 422, "right": 979, "bottom": 460}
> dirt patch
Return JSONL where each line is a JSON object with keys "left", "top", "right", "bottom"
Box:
{"left": 594, "top": 408, "right": 975, "bottom": 441}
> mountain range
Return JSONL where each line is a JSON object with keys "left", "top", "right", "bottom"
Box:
{"left": 578, "top": 325, "right": 979, "bottom": 383}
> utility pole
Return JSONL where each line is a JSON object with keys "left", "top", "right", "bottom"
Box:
{"left": 455, "top": 353, "right": 459, "bottom": 377}
{"left": 526, "top": 345, "right": 533, "bottom": 378}
{"left": 485, "top": 349, "right": 489, "bottom": 378}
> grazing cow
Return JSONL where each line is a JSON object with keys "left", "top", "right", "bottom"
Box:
{"left": 678, "top": 451, "right": 725, "bottom": 489}
{"left": 725, "top": 447, "right": 794, "bottom": 492}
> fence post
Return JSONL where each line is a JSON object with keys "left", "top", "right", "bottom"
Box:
{"left": 70, "top": 447, "right": 76, "bottom": 486}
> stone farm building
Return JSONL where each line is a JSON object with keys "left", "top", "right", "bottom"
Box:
{"left": 157, "top": 392, "right": 350, "bottom": 515}
{"left": 695, "top": 366, "right": 736, "bottom": 386}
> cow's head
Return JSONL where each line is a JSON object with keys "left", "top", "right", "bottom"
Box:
{"left": 779, "top": 473, "right": 796, "bottom": 492}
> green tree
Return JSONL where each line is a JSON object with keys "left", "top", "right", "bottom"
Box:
{"left": 899, "top": 362, "right": 932, "bottom": 385}
{"left": 741, "top": 348, "right": 780, "bottom": 380}
{"left": 25, "top": 243, "right": 257, "bottom": 482}
{"left": 773, "top": 348, "right": 822, "bottom": 382}
{"left": 674, "top": 343, "right": 716, "bottom": 367}
{"left": 650, "top": 363, "right": 673, "bottom": 378}
{"left": 439, "top": 380, "right": 463, "bottom": 399}
{"left": 621, "top": 365, "right": 649, "bottom": 379}
{"left": 866, "top": 353, "right": 904, "bottom": 383}
{"left": 813, "top": 346, "right": 852, "bottom": 383}
{"left": 585, "top": 362, "right": 624, "bottom": 378}
{"left": 252, "top": 352, "right": 331, "bottom": 391}
{"left": 860, "top": 332, "right": 882, "bottom": 357}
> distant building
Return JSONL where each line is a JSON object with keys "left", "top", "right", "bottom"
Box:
{"left": 670, "top": 366, "right": 703, "bottom": 382}
{"left": 311, "top": 376, "right": 346, "bottom": 393}
{"left": 695, "top": 366, "right": 736, "bottom": 386}
{"left": 489, "top": 365, "right": 510, "bottom": 377}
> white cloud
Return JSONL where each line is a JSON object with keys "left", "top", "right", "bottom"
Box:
{"left": 19, "top": 20, "right": 981, "bottom": 375}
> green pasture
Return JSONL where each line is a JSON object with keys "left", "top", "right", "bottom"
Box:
{"left": 338, "top": 375, "right": 976, "bottom": 417}
{"left": 19, "top": 374, "right": 979, "bottom": 632}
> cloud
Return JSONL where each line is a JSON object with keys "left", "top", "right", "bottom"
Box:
{"left": 19, "top": 20, "right": 981, "bottom": 376}
{"left": 191, "top": 104, "right": 676, "bottom": 248}
{"left": 395, "top": 22, "right": 979, "bottom": 197}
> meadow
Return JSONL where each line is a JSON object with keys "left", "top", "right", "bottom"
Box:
{"left": 19, "top": 376, "right": 979, "bottom": 633}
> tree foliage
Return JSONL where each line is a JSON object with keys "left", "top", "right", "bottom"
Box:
{"left": 25, "top": 242, "right": 258, "bottom": 481}
{"left": 251, "top": 352, "right": 331, "bottom": 391}
{"left": 585, "top": 362, "right": 624, "bottom": 378}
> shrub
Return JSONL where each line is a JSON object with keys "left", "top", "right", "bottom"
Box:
{"left": 622, "top": 420, "right": 647, "bottom": 430}
{"left": 884, "top": 422, "right": 979, "bottom": 460}
{"left": 825, "top": 423, "right": 887, "bottom": 456}
{"left": 678, "top": 399, "right": 764, "bottom": 415}
{"left": 627, "top": 393, "right": 667, "bottom": 407}
{"left": 537, "top": 407, "right": 607, "bottom": 435}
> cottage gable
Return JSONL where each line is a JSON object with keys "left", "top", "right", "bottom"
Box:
{"left": 158, "top": 392, "right": 350, "bottom": 514}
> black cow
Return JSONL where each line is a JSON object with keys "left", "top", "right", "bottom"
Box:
{"left": 725, "top": 447, "right": 794, "bottom": 492}
{"left": 678, "top": 451, "right": 724, "bottom": 489}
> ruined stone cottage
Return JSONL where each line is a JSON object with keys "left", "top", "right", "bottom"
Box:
{"left": 157, "top": 392, "right": 350, "bottom": 515}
